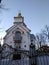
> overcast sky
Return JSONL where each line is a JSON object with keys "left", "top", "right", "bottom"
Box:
{"left": 0, "top": 0, "right": 49, "bottom": 39}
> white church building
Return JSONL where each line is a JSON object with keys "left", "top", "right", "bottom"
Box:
{"left": 2, "top": 12, "right": 35, "bottom": 61}
{"left": 0, "top": 12, "right": 49, "bottom": 65}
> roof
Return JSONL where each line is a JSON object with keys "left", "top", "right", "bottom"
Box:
{"left": 30, "top": 34, "right": 36, "bottom": 41}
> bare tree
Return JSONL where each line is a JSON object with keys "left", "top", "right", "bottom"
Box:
{"left": 36, "top": 25, "right": 49, "bottom": 49}
{"left": 36, "top": 33, "right": 46, "bottom": 48}
{"left": 42, "top": 25, "right": 49, "bottom": 42}
{"left": 0, "top": 0, "right": 9, "bottom": 10}
{"left": 0, "top": 0, "right": 1, "bottom": 3}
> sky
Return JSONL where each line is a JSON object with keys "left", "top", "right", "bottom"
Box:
{"left": 0, "top": 0, "right": 49, "bottom": 44}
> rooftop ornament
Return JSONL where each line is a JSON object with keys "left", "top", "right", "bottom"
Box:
{"left": 18, "top": 11, "right": 22, "bottom": 18}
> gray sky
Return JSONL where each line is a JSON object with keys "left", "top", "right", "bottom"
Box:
{"left": 0, "top": 0, "right": 49, "bottom": 38}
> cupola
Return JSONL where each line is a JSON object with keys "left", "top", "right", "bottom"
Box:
{"left": 14, "top": 12, "right": 24, "bottom": 24}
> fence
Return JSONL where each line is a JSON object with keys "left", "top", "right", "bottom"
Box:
{"left": 0, "top": 44, "right": 49, "bottom": 65}
{"left": 36, "top": 55, "right": 49, "bottom": 65}
{"left": 0, "top": 59, "right": 29, "bottom": 65}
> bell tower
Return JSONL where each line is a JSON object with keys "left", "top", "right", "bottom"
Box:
{"left": 14, "top": 12, "right": 24, "bottom": 24}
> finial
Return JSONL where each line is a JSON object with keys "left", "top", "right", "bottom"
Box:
{"left": 18, "top": 10, "right": 22, "bottom": 17}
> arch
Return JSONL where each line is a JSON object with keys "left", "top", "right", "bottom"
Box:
{"left": 15, "top": 31, "right": 21, "bottom": 35}
{"left": 14, "top": 31, "right": 22, "bottom": 43}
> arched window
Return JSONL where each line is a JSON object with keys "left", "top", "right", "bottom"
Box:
{"left": 14, "top": 31, "right": 22, "bottom": 43}
{"left": 15, "top": 31, "right": 21, "bottom": 37}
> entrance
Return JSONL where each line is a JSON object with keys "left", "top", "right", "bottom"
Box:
{"left": 13, "top": 54, "right": 21, "bottom": 60}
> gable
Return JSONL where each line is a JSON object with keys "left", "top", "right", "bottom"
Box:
{"left": 6, "top": 23, "right": 31, "bottom": 34}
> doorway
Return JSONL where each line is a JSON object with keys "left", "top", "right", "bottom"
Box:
{"left": 13, "top": 54, "right": 21, "bottom": 60}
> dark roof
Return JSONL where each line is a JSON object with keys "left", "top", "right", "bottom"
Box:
{"left": 30, "top": 34, "right": 36, "bottom": 41}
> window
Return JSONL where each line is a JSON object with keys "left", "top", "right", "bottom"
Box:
{"left": 14, "top": 31, "right": 22, "bottom": 43}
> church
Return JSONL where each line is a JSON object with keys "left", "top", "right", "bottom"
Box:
{"left": 2, "top": 12, "right": 35, "bottom": 61}
{"left": 0, "top": 12, "right": 49, "bottom": 65}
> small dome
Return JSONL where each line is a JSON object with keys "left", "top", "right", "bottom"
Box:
{"left": 18, "top": 12, "right": 22, "bottom": 17}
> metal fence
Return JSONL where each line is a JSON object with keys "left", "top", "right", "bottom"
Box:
{"left": 36, "top": 55, "right": 49, "bottom": 65}
{"left": 0, "top": 44, "right": 49, "bottom": 65}
{"left": 0, "top": 59, "right": 29, "bottom": 65}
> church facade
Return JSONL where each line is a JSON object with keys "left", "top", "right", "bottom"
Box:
{"left": 2, "top": 12, "right": 35, "bottom": 61}
{"left": 0, "top": 13, "right": 49, "bottom": 65}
